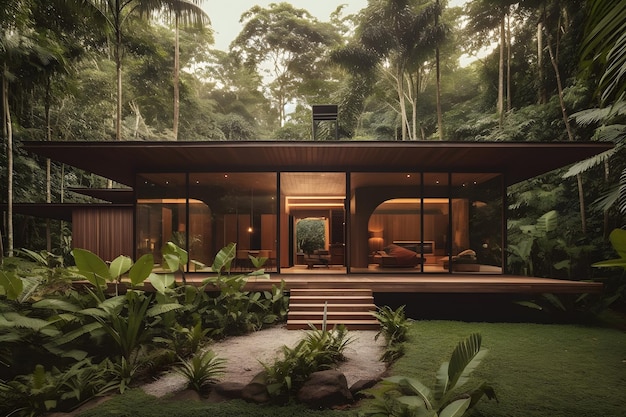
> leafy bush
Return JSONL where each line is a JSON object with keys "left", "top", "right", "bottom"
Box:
{"left": 372, "top": 305, "right": 411, "bottom": 362}
{"left": 173, "top": 350, "right": 226, "bottom": 393}
{"left": 262, "top": 325, "right": 353, "bottom": 400}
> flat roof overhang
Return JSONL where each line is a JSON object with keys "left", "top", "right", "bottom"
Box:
{"left": 23, "top": 140, "right": 613, "bottom": 187}
{"left": 8, "top": 203, "right": 133, "bottom": 221}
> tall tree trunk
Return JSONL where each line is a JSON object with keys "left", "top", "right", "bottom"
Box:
{"left": 45, "top": 76, "right": 52, "bottom": 252}
{"left": 173, "top": 14, "right": 180, "bottom": 140}
{"left": 546, "top": 28, "right": 586, "bottom": 234}
{"left": 498, "top": 15, "right": 505, "bottom": 127}
{"left": 537, "top": 21, "right": 546, "bottom": 104}
{"left": 506, "top": 13, "right": 512, "bottom": 112}
{"left": 2, "top": 65, "right": 13, "bottom": 257}
{"left": 115, "top": 2, "right": 123, "bottom": 141}
{"left": 435, "top": 0, "right": 443, "bottom": 140}
{"left": 396, "top": 66, "right": 408, "bottom": 140}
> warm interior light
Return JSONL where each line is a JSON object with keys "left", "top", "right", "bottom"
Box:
{"left": 285, "top": 195, "right": 345, "bottom": 212}
{"left": 137, "top": 198, "right": 206, "bottom": 204}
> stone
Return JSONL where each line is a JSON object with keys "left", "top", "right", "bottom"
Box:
{"left": 297, "top": 369, "right": 353, "bottom": 409}
{"left": 241, "top": 372, "right": 271, "bottom": 403}
{"left": 213, "top": 381, "right": 246, "bottom": 399}
{"left": 349, "top": 378, "right": 381, "bottom": 396}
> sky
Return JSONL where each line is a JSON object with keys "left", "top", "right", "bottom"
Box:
{"left": 202, "top": 0, "right": 468, "bottom": 52}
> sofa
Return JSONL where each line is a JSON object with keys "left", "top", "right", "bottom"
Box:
{"left": 442, "top": 249, "right": 480, "bottom": 272}
{"left": 373, "top": 244, "right": 425, "bottom": 268}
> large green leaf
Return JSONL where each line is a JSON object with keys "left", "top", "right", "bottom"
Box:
{"left": 149, "top": 273, "right": 175, "bottom": 294}
{"left": 435, "top": 362, "right": 450, "bottom": 401}
{"left": 1, "top": 312, "right": 57, "bottom": 332}
{"left": 386, "top": 376, "right": 433, "bottom": 410}
{"left": 212, "top": 242, "right": 236, "bottom": 272}
{"left": 439, "top": 398, "right": 471, "bottom": 417}
{"left": 72, "top": 248, "right": 110, "bottom": 287}
{"left": 109, "top": 255, "right": 132, "bottom": 280}
{"left": 162, "top": 242, "right": 188, "bottom": 271}
{"left": 608, "top": 228, "right": 626, "bottom": 259}
{"left": 536, "top": 210, "right": 557, "bottom": 234}
{"left": 0, "top": 270, "right": 23, "bottom": 300}
{"left": 129, "top": 253, "right": 154, "bottom": 286}
{"left": 32, "top": 298, "right": 81, "bottom": 312}
{"left": 146, "top": 302, "right": 183, "bottom": 317}
{"left": 446, "top": 333, "right": 487, "bottom": 394}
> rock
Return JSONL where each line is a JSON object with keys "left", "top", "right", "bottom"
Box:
{"left": 297, "top": 369, "right": 353, "bottom": 409}
{"left": 169, "top": 389, "right": 203, "bottom": 402}
{"left": 349, "top": 378, "right": 380, "bottom": 394}
{"left": 241, "top": 372, "right": 271, "bottom": 403}
{"left": 213, "top": 381, "right": 246, "bottom": 399}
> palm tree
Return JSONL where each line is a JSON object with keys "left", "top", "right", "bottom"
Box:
{"left": 155, "top": 1, "right": 209, "bottom": 140}
{"left": 1, "top": 0, "right": 34, "bottom": 257}
{"left": 73, "top": 0, "right": 208, "bottom": 140}
{"left": 333, "top": 0, "right": 445, "bottom": 140}
{"left": 565, "top": 0, "right": 626, "bottom": 234}
{"left": 465, "top": 0, "right": 517, "bottom": 127}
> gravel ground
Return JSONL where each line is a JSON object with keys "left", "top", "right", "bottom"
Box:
{"left": 141, "top": 325, "right": 387, "bottom": 397}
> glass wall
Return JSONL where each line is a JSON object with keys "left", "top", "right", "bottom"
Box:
{"left": 349, "top": 172, "right": 456, "bottom": 273}
{"left": 136, "top": 172, "right": 277, "bottom": 272}
{"left": 189, "top": 173, "right": 277, "bottom": 271}
{"left": 449, "top": 173, "right": 503, "bottom": 273}
{"left": 135, "top": 170, "right": 503, "bottom": 275}
{"left": 136, "top": 173, "right": 187, "bottom": 267}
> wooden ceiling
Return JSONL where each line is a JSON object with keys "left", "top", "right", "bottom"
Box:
{"left": 24, "top": 140, "right": 613, "bottom": 188}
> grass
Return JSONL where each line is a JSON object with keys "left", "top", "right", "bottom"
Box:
{"left": 387, "top": 321, "right": 626, "bottom": 417}
{"left": 76, "top": 321, "right": 626, "bottom": 417}
{"left": 75, "top": 389, "right": 353, "bottom": 417}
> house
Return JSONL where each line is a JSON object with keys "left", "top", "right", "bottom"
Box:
{"left": 19, "top": 140, "right": 612, "bottom": 279}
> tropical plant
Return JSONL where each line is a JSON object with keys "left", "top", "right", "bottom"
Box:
{"left": 0, "top": 363, "right": 62, "bottom": 417}
{"left": 362, "top": 333, "right": 497, "bottom": 417}
{"left": 70, "top": 0, "right": 209, "bottom": 140}
{"left": 71, "top": 248, "right": 153, "bottom": 297}
{"left": 372, "top": 305, "right": 411, "bottom": 363}
{"left": 331, "top": 0, "right": 446, "bottom": 140}
{"left": 200, "top": 243, "right": 284, "bottom": 336}
{"left": 173, "top": 349, "right": 226, "bottom": 393}
{"left": 262, "top": 324, "right": 352, "bottom": 400}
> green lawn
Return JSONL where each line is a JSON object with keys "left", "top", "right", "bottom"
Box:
{"left": 77, "top": 321, "right": 626, "bottom": 417}
{"left": 389, "top": 321, "right": 626, "bottom": 417}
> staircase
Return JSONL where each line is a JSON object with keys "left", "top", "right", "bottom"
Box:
{"left": 286, "top": 288, "right": 380, "bottom": 330}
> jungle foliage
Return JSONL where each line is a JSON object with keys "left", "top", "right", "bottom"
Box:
{"left": 1, "top": 0, "right": 625, "bottom": 308}
{"left": 0, "top": 242, "right": 288, "bottom": 416}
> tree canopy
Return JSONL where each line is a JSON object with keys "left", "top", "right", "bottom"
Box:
{"left": 1, "top": 0, "right": 625, "bottom": 268}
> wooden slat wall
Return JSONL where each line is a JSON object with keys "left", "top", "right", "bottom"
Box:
{"left": 72, "top": 207, "right": 133, "bottom": 261}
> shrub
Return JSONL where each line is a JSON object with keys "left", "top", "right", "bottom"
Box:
{"left": 372, "top": 305, "right": 411, "bottom": 362}
{"left": 173, "top": 350, "right": 226, "bottom": 394}
{"left": 262, "top": 325, "right": 353, "bottom": 400}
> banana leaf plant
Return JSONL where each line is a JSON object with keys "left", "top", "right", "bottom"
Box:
{"left": 72, "top": 248, "right": 154, "bottom": 298}
{"left": 367, "top": 333, "right": 497, "bottom": 417}
{"left": 592, "top": 228, "right": 626, "bottom": 269}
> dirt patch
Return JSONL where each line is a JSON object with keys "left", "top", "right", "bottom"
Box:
{"left": 142, "top": 325, "right": 387, "bottom": 397}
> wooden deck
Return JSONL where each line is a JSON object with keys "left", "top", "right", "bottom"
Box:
{"left": 192, "top": 273, "right": 603, "bottom": 295}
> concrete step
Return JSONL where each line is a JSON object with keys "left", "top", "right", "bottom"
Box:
{"left": 288, "top": 303, "right": 377, "bottom": 312}
{"left": 286, "top": 287, "right": 379, "bottom": 331}
{"left": 288, "top": 310, "right": 376, "bottom": 321}
{"left": 286, "top": 319, "right": 380, "bottom": 331}
{"left": 289, "top": 295, "right": 374, "bottom": 304}
{"left": 290, "top": 288, "right": 373, "bottom": 297}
